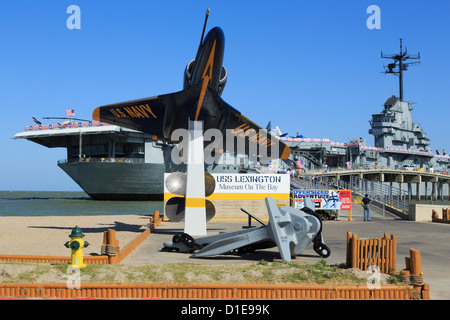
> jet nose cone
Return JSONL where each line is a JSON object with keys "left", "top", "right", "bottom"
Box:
{"left": 204, "top": 26, "right": 225, "bottom": 43}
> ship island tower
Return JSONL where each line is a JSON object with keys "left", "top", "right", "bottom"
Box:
{"left": 369, "top": 39, "right": 428, "bottom": 156}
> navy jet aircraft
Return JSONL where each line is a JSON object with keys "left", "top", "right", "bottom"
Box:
{"left": 92, "top": 9, "right": 290, "bottom": 160}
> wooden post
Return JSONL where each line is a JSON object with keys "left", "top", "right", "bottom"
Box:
{"left": 383, "top": 233, "right": 390, "bottom": 273}
{"left": 351, "top": 234, "right": 358, "bottom": 269}
{"left": 101, "top": 229, "right": 119, "bottom": 256}
{"left": 103, "top": 230, "right": 108, "bottom": 245}
{"left": 346, "top": 232, "right": 352, "bottom": 267}
{"left": 391, "top": 235, "right": 397, "bottom": 273}
{"left": 410, "top": 248, "right": 421, "bottom": 275}
{"left": 432, "top": 210, "right": 438, "bottom": 220}
{"left": 422, "top": 284, "right": 430, "bottom": 300}
{"left": 107, "top": 229, "right": 118, "bottom": 246}
{"left": 405, "top": 256, "right": 410, "bottom": 270}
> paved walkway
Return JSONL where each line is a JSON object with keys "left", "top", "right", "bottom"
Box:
{"left": 122, "top": 203, "right": 450, "bottom": 300}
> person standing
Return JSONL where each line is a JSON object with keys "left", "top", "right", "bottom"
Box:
{"left": 362, "top": 194, "right": 371, "bottom": 221}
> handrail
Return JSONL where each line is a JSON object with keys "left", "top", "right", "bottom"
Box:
{"left": 294, "top": 174, "right": 409, "bottom": 213}
{"left": 25, "top": 121, "right": 110, "bottom": 131}
{"left": 58, "top": 157, "right": 145, "bottom": 164}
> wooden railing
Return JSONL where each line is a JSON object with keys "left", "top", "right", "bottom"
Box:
{"left": 346, "top": 232, "right": 397, "bottom": 273}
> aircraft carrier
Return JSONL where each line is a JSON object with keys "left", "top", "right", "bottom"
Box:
{"left": 13, "top": 40, "right": 449, "bottom": 200}
{"left": 13, "top": 121, "right": 259, "bottom": 200}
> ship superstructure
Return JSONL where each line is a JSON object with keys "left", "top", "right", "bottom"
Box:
{"left": 278, "top": 40, "right": 449, "bottom": 174}
{"left": 369, "top": 95, "right": 430, "bottom": 152}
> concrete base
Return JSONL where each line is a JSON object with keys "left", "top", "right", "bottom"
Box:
{"left": 408, "top": 204, "right": 450, "bottom": 222}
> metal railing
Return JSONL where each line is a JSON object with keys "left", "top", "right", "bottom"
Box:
{"left": 58, "top": 157, "right": 146, "bottom": 164}
{"left": 294, "top": 174, "right": 409, "bottom": 214}
{"left": 347, "top": 175, "right": 408, "bottom": 213}
{"left": 25, "top": 121, "right": 110, "bottom": 131}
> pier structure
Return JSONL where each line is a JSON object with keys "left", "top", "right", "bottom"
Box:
{"left": 309, "top": 168, "right": 450, "bottom": 202}
{"left": 276, "top": 40, "right": 448, "bottom": 207}
{"left": 276, "top": 137, "right": 450, "bottom": 201}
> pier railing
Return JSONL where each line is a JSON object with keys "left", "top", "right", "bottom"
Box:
{"left": 58, "top": 157, "right": 146, "bottom": 164}
{"left": 24, "top": 121, "right": 110, "bottom": 131}
{"left": 295, "top": 174, "right": 409, "bottom": 214}
{"left": 345, "top": 175, "right": 409, "bottom": 213}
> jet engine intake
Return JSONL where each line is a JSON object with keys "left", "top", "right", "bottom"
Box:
{"left": 183, "top": 60, "right": 227, "bottom": 96}
{"left": 183, "top": 60, "right": 196, "bottom": 90}
{"left": 217, "top": 65, "right": 227, "bottom": 96}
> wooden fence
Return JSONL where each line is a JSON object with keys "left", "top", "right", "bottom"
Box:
{"left": 432, "top": 208, "right": 450, "bottom": 224}
{"left": 0, "top": 282, "right": 421, "bottom": 300}
{"left": 346, "top": 232, "right": 397, "bottom": 273}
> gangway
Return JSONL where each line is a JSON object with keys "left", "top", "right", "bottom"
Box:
{"left": 292, "top": 174, "right": 409, "bottom": 217}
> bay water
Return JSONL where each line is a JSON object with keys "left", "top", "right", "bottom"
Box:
{"left": 0, "top": 191, "right": 163, "bottom": 216}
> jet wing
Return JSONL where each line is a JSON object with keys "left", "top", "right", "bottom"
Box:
{"left": 92, "top": 90, "right": 189, "bottom": 141}
{"left": 93, "top": 86, "right": 290, "bottom": 159}
{"left": 221, "top": 98, "right": 290, "bottom": 160}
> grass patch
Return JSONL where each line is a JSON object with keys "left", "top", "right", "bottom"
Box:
{"left": 0, "top": 260, "right": 401, "bottom": 286}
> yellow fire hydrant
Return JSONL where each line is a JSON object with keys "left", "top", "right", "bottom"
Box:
{"left": 64, "top": 226, "right": 89, "bottom": 268}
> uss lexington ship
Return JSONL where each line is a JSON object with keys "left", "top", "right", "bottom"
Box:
{"left": 13, "top": 120, "right": 260, "bottom": 200}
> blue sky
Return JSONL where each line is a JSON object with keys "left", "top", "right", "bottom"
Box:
{"left": 1, "top": 0, "right": 449, "bottom": 191}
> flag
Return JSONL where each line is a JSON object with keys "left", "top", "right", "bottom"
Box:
{"left": 346, "top": 161, "right": 351, "bottom": 170}
{"left": 66, "top": 109, "right": 75, "bottom": 117}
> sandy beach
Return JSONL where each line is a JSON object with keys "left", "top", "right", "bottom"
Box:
{"left": 0, "top": 215, "right": 152, "bottom": 257}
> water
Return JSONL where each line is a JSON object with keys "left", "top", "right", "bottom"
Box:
{"left": 0, "top": 191, "right": 163, "bottom": 216}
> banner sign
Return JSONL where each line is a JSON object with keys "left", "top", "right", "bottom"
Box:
{"left": 164, "top": 173, "right": 290, "bottom": 219}
{"left": 213, "top": 174, "right": 290, "bottom": 194}
{"left": 164, "top": 173, "right": 290, "bottom": 200}
{"left": 293, "top": 189, "right": 352, "bottom": 210}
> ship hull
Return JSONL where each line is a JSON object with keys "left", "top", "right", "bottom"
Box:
{"left": 58, "top": 161, "right": 164, "bottom": 200}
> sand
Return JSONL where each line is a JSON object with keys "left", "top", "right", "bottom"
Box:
{"left": 0, "top": 215, "right": 152, "bottom": 257}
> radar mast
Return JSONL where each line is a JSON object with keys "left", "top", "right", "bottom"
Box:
{"left": 381, "top": 39, "right": 420, "bottom": 101}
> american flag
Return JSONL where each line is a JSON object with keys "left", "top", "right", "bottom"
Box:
{"left": 66, "top": 109, "right": 75, "bottom": 117}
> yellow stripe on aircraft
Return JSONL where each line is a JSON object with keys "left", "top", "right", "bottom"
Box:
{"left": 195, "top": 40, "right": 216, "bottom": 120}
